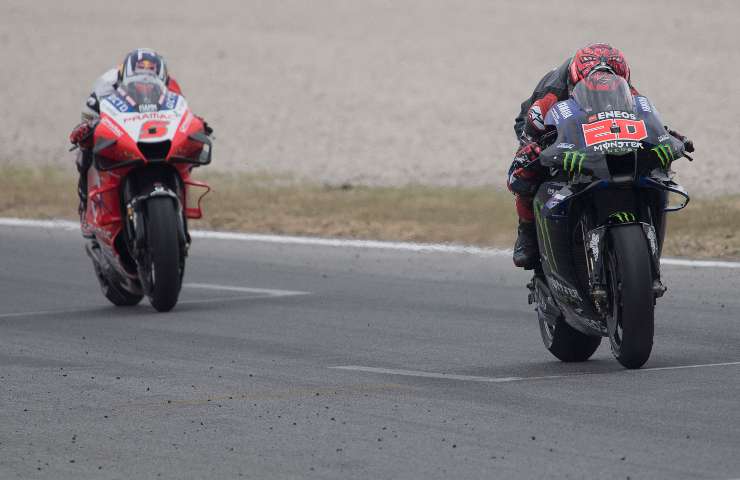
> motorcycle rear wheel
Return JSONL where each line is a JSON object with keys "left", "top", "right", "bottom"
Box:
{"left": 539, "top": 312, "right": 601, "bottom": 362}
{"left": 91, "top": 257, "right": 143, "bottom": 307}
{"left": 144, "top": 197, "right": 182, "bottom": 312}
{"left": 87, "top": 244, "right": 144, "bottom": 307}
{"left": 606, "top": 225, "right": 654, "bottom": 369}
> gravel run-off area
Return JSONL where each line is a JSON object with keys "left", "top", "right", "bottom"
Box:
{"left": 1, "top": 0, "right": 737, "bottom": 196}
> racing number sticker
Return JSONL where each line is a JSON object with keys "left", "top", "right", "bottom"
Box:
{"left": 140, "top": 120, "right": 169, "bottom": 140}
{"left": 582, "top": 119, "right": 647, "bottom": 147}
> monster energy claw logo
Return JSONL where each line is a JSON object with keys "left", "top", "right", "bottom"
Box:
{"left": 652, "top": 144, "right": 675, "bottom": 169}
{"left": 534, "top": 199, "right": 557, "bottom": 271}
{"left": 562, "top": 151, "right": 586, "bottom": 174}
{"left": 609, "top": 211, "right": 636, "bottom": 223}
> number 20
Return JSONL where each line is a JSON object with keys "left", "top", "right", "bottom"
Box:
{"left": 582, "top": 119, "right": 647, "bottom": 146}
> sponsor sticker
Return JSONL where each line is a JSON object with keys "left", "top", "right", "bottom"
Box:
{"left": 558, "top": 103, "right": 573, "bottom": 119}
{"left": 164, "top": 92, "right": 178, "bottom": 110}
{"left": 592, "top": 140, "right": 644, "bottom": 152}
{"left": 122, "top": 112, "right": 175, "bottom": 123}
{"left": 652, "top": 144, "right": 675, "bottom": 168}
{"left": 595, "top": 110, "right": 636, "bottom": 121}
{"left": 100, "top": 116, "right": 123, "bottom": 138}
{"left": 589, "top": 232, "right": 600, "bottom": 262}
{"left": 637, "top": 97, "right": 652, "bottom": 112}
{"left": 550, "top": 277, "right": 583, "bottom": 303}
{"left": 107, "top": 95, "right": 129, "bottom": 113}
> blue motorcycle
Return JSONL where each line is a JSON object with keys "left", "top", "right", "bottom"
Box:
{"left": 528, "top": 71, "right": 691, "bottom": 369}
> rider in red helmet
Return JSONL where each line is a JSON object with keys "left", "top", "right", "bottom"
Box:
{"left": 69, "top": 48, "right": 211, "bottom": 220}
{"left": 507, "top": 43, "right": 693, "bottom": 269}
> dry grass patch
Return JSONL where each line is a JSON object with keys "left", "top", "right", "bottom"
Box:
{"left": 663, "top": 196, "right": 740, "bottom": 259}
{"left": 0, "top": 166, "right": 737, "bottom": 259}
{"left": 195, "top": 172, "right": 513, "bottom": 246}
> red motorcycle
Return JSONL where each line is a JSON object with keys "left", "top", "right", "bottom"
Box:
{"left": 80, "top": 74, "right": 211, "bottom": 312}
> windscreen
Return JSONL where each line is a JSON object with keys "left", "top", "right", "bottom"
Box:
{"left": 120, "top": 74, "right": 166, "bottom": 106}
{"left": 539, "top": 71, "right": 684, "bottom": 179}
{"left": 571, "top": 72, "right": 634, "bottom": 114}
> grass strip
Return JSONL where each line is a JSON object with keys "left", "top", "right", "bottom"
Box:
{"left": 0, "top": 166, "right": 737, "bottom": 259}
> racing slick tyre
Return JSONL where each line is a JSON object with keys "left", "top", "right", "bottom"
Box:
{"left": 539, "top": 313, "right": 601, "bottom": 362}
{"left": 88, "top": 244, "right": 143, "bottom": 307}
{"left": 145, "top": 196, "right": 182, "bottom": 312}
{"left": 606, "top": 225, "right": 655, "bottom": 369}
{"left": 93, "top": 262, "right": 144, "bottom": 307}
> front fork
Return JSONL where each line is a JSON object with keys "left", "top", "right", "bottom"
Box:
{"left": 585, "top": 223, "right": 665, "bottom": 313}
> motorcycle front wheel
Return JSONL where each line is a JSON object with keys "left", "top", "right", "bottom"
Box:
{"left": 144, "top": 196, "right": 182, "bottom": 312}
{"left": 606, "top": 225, "right": 655, "bottom": 369}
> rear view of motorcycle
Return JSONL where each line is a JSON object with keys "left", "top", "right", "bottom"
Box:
{"left": 80, "top": 74, "right": 211, "bottom": 312}
{"left": 527, "top": 71, "right": 692, "bottom": 368}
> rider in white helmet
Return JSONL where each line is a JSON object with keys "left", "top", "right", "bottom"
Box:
{"left": 69, "top": 48, "right": 211, "bottom": 218}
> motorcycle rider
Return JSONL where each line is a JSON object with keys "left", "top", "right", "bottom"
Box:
{"left": 507, "top": 43, "right": 694, "bottom": 269}
{"left": 69, "top": 48, "right": 211, "bottom": 219}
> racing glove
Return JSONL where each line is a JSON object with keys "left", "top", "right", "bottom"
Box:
{"left": 515, "top": 141, "right": 542, "bottom": 164}
{"left": 508, "top": 141, "right": 544, "bottom": 197}
{"left": 667, "top": 127, "right": 694, "bottom": 153}
{"left": 69, "top": 121, "right": 96, "bottom": 149}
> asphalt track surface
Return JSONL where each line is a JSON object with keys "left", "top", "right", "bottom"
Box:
{"left": 0, "top": 224, "right": 738, "bottom": 479}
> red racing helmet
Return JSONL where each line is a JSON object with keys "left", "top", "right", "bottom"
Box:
{"left": 568, "top": 43, "right": 630, "bottom": 86}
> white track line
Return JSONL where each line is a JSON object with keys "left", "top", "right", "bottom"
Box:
{"left": 0, "top": 308, "right": 89, "bottom": 320}
{"left": 1, "top": 217, "right": 739, "bottom": 268}
{"left": 331, "top": 366, "right": 536, "bottom": 383}
{"left": 0, "top": 218, "right": 79, "bottom": 230}
{"left": 331, "top": 361, "right": 740, "bottom": 384}
{"left": 183, "top": 283, "right": 309, "bottom": 297}
{"left": 0, "top": 284, "right": 308, "bottom": 319}
{"left": 638, "top": 361, "right": 740, "bottom": 372}
{"left": 190, "top": 230, "right": 510, "bottom": 256}
{"left": 659, "top": 258, "right": 740, "bottom": 268}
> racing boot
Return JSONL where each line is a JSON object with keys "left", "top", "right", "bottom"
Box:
{"left": 77, "top": 170, "right": 94, "bottom": 238}
{"left": 78, "top": 175, "right": 87, "bottom": 222}
{"left": 76, "top": 148, "right": 92, "bottom": 227}
{"left": 513, "top": 221, "right": 539, "bottom": 270}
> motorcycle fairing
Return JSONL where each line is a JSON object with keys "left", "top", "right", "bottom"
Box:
{"left": 540, "top": 88, "right": 685, "bottom": 180}
{"left": 105, "top": 92, "right": 136, "bottom": 114}
{"left": 97, "top": 91, "right": 208, "bottom": 168}
{"left": 100, "top": 92, "right": 188, "bottom": 147}
{"left": 86, "top": 84, "right": 210, "bottom": 283}
{"left": 533, "top": 176, "right": 674, "bottom": 336}
{"left": 532, "top": 191, "right": 604, "bottom": 327}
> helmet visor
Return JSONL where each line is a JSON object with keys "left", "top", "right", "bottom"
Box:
{"left": 121, "top": 74, "right": 166, "bottom": 105}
